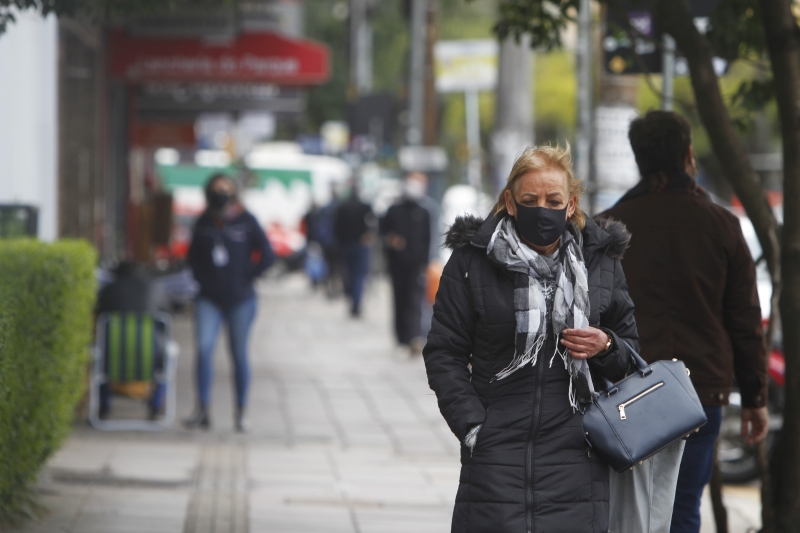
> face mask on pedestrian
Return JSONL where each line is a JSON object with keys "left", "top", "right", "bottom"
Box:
{"left": 404, "top": 179, "right": 426, "bottom": 200}
{"left": 208, "top": 190, "right": 232, "bottom": 211}
{"left": 513, "top": 201, "right": 569, "bottom": 247}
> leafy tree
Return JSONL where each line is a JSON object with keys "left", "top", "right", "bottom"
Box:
{"left": 0, "top": 0, "right": 233, "bottom": 33}
{"left": 496, "top": 0, "right": 799, "bottom": 530}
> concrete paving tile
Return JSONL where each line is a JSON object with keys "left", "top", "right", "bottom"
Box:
{"left": 68, "top": 487, "right": 189, "bottom": 533}
{"left": 46, "top": 439, "right": 115, "bottom": 472}
{"left": 249, "top": 503, "right": 355, "bottom": 533}
{"left": 106, "top": 442, "right": 198, "bottom": 481}
{"left": 355, "top": 508, "right": 453, "bottom": 533}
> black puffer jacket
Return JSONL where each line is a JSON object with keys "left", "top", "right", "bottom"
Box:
{"left": 423, "top": 214, "right": 639, "bottom": 533}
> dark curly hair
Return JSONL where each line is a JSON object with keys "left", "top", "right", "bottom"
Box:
{"left": 628, "top": 110, "right": 692, "bottom": 177}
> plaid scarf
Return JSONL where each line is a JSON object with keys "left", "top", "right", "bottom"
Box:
{"left": 487, "top": 217, "right": 595, "bottom": 411}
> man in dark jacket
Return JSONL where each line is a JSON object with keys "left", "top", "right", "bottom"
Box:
{"left": 334, "top": 184, "right": 376, "bottom": 317}
{"left": 381, "top": 172, "right": 432, "bottom": 353}
{"left": 604, "top": 110, "right": 768, "bottom": 532}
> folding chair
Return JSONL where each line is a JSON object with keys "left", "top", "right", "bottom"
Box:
{"left": 89, "top": 312, "right": 179, "bottom": 430}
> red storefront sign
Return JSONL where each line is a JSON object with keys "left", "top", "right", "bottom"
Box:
{"left": 132, "top": 121, "right": 196, "bottom": 147}
{"left": 109, "top": 29, "right": 330, "bottom": 85}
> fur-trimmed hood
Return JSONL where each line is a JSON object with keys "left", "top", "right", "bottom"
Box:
{"left": 444, "top": 214, "right": 485, "bottom": 251}
{"left": 444, "top": 213, "right": 631, "bottom": 260}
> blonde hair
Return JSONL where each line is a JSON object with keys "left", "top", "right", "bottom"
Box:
{"left": 494, "top": 143, "right": 586, "bottom": 230}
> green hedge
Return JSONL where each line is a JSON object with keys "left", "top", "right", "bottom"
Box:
{"left": 0, "top": 240, "right": 96, "bottom": 524}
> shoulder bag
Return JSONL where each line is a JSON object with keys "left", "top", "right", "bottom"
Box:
{"left": 583, "top": 341, "right": 707, "bottom": 473}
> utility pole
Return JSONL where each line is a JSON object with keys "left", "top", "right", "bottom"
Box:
{"left": 422, "top": 0, "right": 439, "bottom": 146}
{"left": 491, "top": 34, "right": 534, "bottom": 193}
{"left": 661, "top": 34, "right": 676, "bottom": 111}
{"left": 576, "top": 0, "right": 593, "bottom": 207}
{"left": 350, "top": 0, "right": 372, "bottom": 96}
{"left": 407, "top": 0, "right": 429, "bottom": 145}
{"left": 465, "top": 90, "right": 482, "bottom": 190}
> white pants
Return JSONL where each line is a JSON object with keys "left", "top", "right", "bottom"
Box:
{"left": 609, "top": 439, "right": 686, "bottom": 533}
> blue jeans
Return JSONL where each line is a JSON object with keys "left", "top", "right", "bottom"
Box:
{"left": 342, "top": 243, "right": 370, "bottom": 314}
{"left": 194, "top": 296, "right": 257, "bottom": 409}
{"left": 670, "top": 406, "right": 723, "bottom": 532}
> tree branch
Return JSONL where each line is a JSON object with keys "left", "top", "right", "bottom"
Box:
{"left": 655, "top": 0, "right": 780, "bottom": 282}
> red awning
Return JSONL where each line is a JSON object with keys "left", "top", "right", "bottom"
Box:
{"left": 109, "top": 29, "right": 330, "bottom": 85}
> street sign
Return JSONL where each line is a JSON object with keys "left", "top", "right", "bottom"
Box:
{"left": 434, "top": 40, "right": 499, "bottom": 93}
{"left": 109, "top": 29, "right": 330, "bottom": 85}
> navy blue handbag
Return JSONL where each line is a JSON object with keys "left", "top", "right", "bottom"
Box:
{"left": 583, "top": 341, "right": 707, "bottom": 473}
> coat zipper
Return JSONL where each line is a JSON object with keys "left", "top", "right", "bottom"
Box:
{"left": 526, "top": 349, "right": 546, "bottom": 533}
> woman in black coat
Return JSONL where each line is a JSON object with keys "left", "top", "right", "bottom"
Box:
{"left": 423, "top": 146, "right": 638, "bottom": 533}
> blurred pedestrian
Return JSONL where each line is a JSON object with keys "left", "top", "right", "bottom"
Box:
{"left": 318, "top": 185, "right": 343, "bottom": 297}
{"left": 303, "top": 203, "right": 329, "bottom": 289}
{"left": 334, "top": 184, "right": 376, "bottom": 317}
{"left": 96, "top": 260, "right": 166, "bottom": 419}
{"left": 381, "top": 172, "right": 432, "bottom": 354}
{"left": 97, "top": 260, "right": 164, "bottom": 316}
{"left": 184, "top": 174, "right": 275, "bottom": 432}
{"left": 604, "top": 111, "right": 769, "bottom": 532}
{"left": 417, "top": 178, "right": 441, "bottom": 340}
{"left": 424, "top": 145, "right": 638, "bottom": 532}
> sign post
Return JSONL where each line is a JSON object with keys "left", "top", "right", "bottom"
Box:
{"left": 662, "top": 34, "right": 676, "bottom": 110}
{"left": 434, "top": 40, "right": 498, "bottom": 190}
{"left": 577, "top": 0, "right": 593, "bottom": 208}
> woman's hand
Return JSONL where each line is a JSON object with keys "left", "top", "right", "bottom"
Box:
{"left": 560, "top": 327, "right": 610, "bottom": 359}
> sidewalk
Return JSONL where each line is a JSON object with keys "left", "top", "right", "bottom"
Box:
{"left": 12, "top": 274, "right": 760, "bottom": 533}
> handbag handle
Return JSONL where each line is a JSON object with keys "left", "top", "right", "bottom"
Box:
{"left": 593, "top": 337, "right": 651, "bottom": 394}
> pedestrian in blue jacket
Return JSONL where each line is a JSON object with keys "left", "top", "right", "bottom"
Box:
{"left": 184, "top": 174, "right": 275, "bottom": 432}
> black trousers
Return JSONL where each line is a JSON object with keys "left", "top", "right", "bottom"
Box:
{"left": 389, "top": 265, "right": 425, "bottom": 345}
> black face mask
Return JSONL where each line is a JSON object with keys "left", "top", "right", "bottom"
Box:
{"left": 514, "top": 201, "right": 569, "bottom": 247}
{"left": 208, "top": 190, "right": 232, "bottom": 211}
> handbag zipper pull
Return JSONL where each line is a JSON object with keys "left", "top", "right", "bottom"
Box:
{"left": 618, "top": 404, "right": 627, "bottom": 420}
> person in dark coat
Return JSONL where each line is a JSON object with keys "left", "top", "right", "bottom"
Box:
{"left": 423, "top": 145, "right": 638, "bottom": 533}
{"left": 305, "top": 186, "right": 341, "bottom": 293}
{"left": 184, "top": 174, "right": 275, "bottom": 432}
{"left": 334, "top": 185, "right": 376, "bottom": 317}
{"left": 603, "top": 111, "right": 768, "bottom": 532}
{"left": 381, "top": 172, "right": 432, "bottom": 353}
{"left": 97, "top": 261, "right": 163, "bottom": 316}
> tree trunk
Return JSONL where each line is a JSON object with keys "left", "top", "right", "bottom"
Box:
{"left": 758, "top": 0, "right": 800, "bottom": 530}
{"left": 423, "top": 0, "right": 439, "bottom": 146}
{"left": 655, "top": 1, "right": 784, "bottom": 528}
